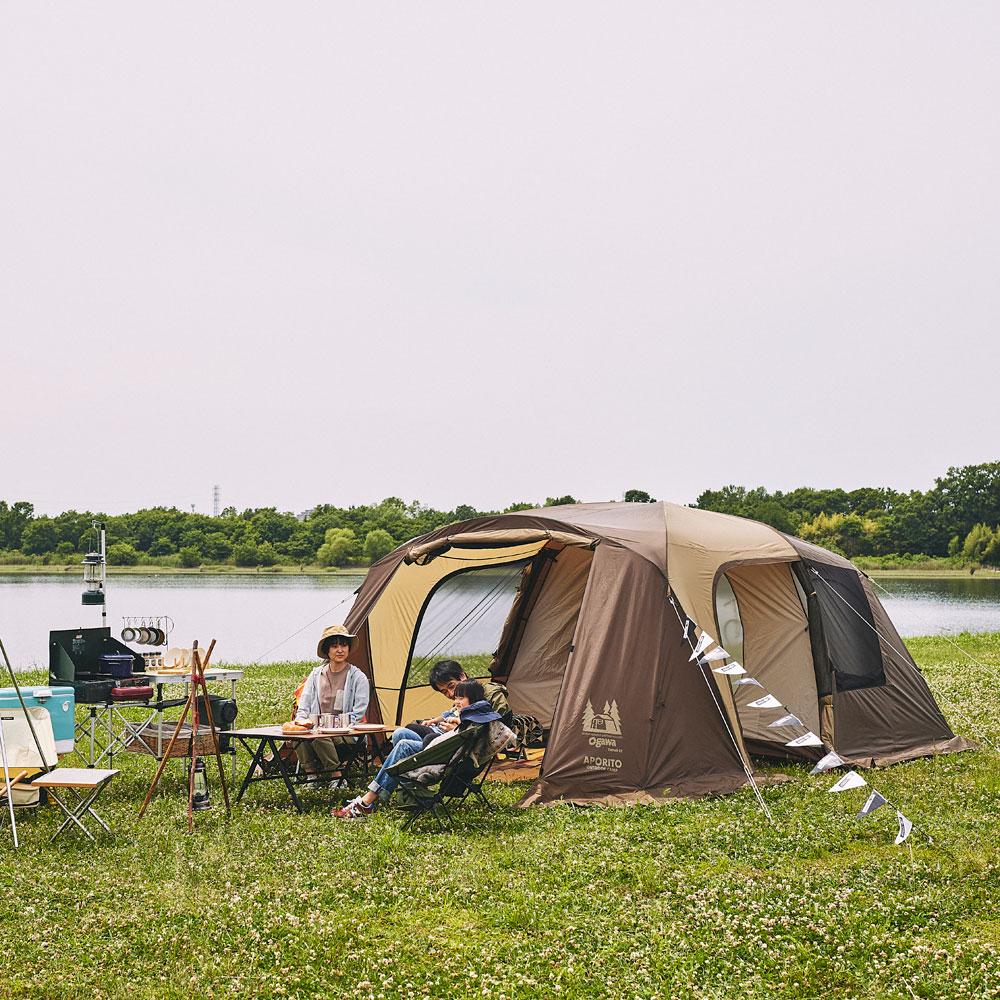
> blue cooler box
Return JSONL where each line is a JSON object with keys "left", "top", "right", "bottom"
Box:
{"left": 0, "top": 685, "right": 76, "bottom": 753}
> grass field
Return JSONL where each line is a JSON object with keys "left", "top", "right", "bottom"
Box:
{"left": 1, "top": 635, "right": 998, "bottom": 999}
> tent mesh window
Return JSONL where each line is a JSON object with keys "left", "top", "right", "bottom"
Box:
{"left": 714, "top": 574, "right": 745, "bottom": 667}
{"left": 405, "top": 558, "right": 532, "bottom": 688}
{"left": 805, "top": 561, "right": 886, "bottom": 692}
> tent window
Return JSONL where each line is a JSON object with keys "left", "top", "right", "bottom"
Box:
{"left": 714, "top": 574, "right": 745, "bottom": 666}
{"left": 405, "top": 559, "right": 531, "bottom": 688}
{"left": 804, "top": 560, "right": 885, "bottom": 692}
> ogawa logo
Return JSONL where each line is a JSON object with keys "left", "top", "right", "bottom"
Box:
{"left": 581, "top": 699, "right": 624, "bottom": 770}
{"left": 583, "top": 698, "right": 622, "bottom": 737}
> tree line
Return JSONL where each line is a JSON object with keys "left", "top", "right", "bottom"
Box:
{"left": 0, "top": 495, "right": 580, "bottom": 569}
{"left": 693, "top": 462, "right": 1000, "bottom": 566}
{"left": 0, "top": 463, "right": 997, "bottom": 569}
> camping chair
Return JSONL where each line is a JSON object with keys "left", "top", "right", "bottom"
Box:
{"left": 386, "top": 725, "right": 498, "bottom": 832}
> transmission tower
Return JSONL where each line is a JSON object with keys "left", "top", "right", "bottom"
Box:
{"left": 212, "top": 484, "right": 220, "bottom": 517}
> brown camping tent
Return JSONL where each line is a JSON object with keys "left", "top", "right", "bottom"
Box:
{"left": 342, "top": 502, "right": 972, "bottom": 805}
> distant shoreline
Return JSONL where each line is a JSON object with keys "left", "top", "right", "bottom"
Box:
{"left": 0, "top": 563, "right": 997, "bottom": 581}
{"left": 0, "top": 563, "right": 363, "bottom": 576}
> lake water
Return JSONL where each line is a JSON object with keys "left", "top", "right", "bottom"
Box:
{"left": 0, "top": 571, "right": 997, "bottom": 671}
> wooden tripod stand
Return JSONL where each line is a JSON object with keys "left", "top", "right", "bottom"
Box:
{"left": 138, "top": 639, "right": 231, "bottom": 830}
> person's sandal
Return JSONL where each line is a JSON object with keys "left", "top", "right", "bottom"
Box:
{"left": 331, "top": 797, "right": 375, "bottom": 820}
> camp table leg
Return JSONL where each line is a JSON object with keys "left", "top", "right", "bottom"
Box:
{"left": 269, "top": 737, "right": 303, "bottom": 813}
{"left": 234, "top": 735, "right": 271, "bottom": 803}
{"left": 47, "top": 781, "right": 114, "bottom": 843}
{"left": 234, "top": 736, "right": 304, "bottom": 813}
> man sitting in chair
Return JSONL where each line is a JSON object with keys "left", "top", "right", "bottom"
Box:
{"left": 388, "top": 660, "right": 510, "bottom": 749}
{"left": 332, "top": 680, "right": 510, "bottom": 820}
{"left": 294, "top": 625, "right": 370, "bottom": 779}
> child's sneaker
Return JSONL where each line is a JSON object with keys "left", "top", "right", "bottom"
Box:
{"left": 331, "top": 797, "right": 375, "bottom": 820}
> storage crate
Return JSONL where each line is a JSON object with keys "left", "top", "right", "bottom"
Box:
{"left": 125, "top": 722, "right": 224, "bottom": 759}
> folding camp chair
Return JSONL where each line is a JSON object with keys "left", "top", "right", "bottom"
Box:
{"left": 386, "top": 725, "right": 498, "bottom": 832}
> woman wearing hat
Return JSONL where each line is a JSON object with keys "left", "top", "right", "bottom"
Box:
{"left": 294, "top": 625, "right": 371, "bottom": 777}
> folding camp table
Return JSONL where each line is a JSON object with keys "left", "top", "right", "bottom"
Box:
{"left": 230, "top": 725, "right": 394, "bottom": 813}
{"left": 30, "top": 768, "right": 118, "bottom": 842}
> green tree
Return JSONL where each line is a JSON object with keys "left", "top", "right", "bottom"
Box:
{"left": 504, "top": 502, "right": 536, "bottom": 513}
{"left": 178, "top": 546, "right": 202, "bottom": 568}
{"left": 317, "top": 528, "right": 358, "bottom": 567}
{"left": 799, "top": 512, "right": 877, "bottom": 558}
{"left": 201, "top": 532, "right": 232, "bottom": 561}
{"left": 282, "top": 526, "right": 317, "bottom": 561}
{"left": 233, "top": 542, "right": 260, "bottom": 567}
{"left": 961, "top": 523, "right": 995, "bottom": 562}
{"left": 545, "top": 495, "right": 578, "bottom": 507}
{"left": 363, "top": 528, "right": 395, "bottom": 563}
{"left": 107, "top": 542, "right": 140, "bottom": 566}
{"left": 21, "top": 519, "right": 58, "bottom": 555}
{"left": 0, "top": 501, "right": 33, "bottom": 549}
{"left": 624, "top": 489, "right": 655, "bottom": 503}
{"left": 149, "top": 536, "right": 176, "bottom": 556}
{"left": 257, "top": 541, "right": 278, "bottom": 567}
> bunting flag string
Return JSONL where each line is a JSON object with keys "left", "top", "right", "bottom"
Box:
{"left": 667, "top": 597, "right": 774, "bottom": 822}
{"left": 675, "top": 612, "right": 924, "bottom": 850}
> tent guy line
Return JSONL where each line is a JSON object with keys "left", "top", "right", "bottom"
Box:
{"left": 249, "top": 592, "right": 355, "bottom": 666}
{"left": 667, "top": 596, "right": 774, "bottom": 822}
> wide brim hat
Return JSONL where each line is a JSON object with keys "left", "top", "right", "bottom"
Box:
{"left": 459, "top": 700, "right": 501, "bottom": 725}
{"left": 317, "top": 624, "right": 356, "bottom": 658}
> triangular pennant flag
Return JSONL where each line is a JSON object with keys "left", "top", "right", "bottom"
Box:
{"left": 810, "top": 751, "right": 845, "bottom": 775}
{"left": 688, "top": 632, "right": 714, "bottom": 662}
{"left": 713, "top": 663, "right": 747, "bottom": 676}
{"left": 828, "top": 770, "right": 867, "bottom": 793}
{"left": 699, "top": 647, "right": 730, "bottom": 663}
{"left": 894, "top": 811, "right": 913, "bottom": 845}
{"left": 768, "top": 714, "right": 802, "bottom": 729}
{"left": 858, "top": 790, "right": 888, "bottom": 817}
{"left": 747, "top": 694, "right": 782, "bottom": 709}
{"left": 785, "top": 732, "right": 824, "bottom": 748}
{"left": 736, "top": 677, "right": 763, "bottom": 688}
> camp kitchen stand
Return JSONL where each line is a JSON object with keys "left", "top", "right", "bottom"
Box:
{"left": 76, "top": 669, "right": 243, "bottom": 775}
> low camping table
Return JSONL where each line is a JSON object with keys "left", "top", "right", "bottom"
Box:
{"left": 30, "top": 768, "right": 118, "bottom": 843}
{"left": 229, "top": 725, "right": 394, "bottom": 813}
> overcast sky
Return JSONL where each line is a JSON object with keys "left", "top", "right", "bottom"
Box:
{"left": 2, "top": 4, "right": 997, "bottom": 517}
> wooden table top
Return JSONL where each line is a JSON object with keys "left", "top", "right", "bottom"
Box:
{"left": 228, "top": 724, "right": 393, "bottom": 740}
